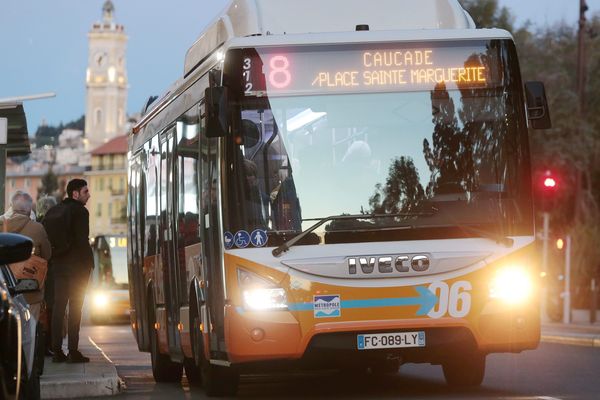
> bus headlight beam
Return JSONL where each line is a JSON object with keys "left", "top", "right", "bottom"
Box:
{"left": 489, "top": 266, "right": 534, "bottom": 304}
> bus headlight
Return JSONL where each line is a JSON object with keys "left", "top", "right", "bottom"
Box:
{"left": 238, "top": 269, "right": 287, "bottom": 311}
{"left": 243, "top": 288, "right": 288, "bottom": 311}
{"left": 489, "top": 266, "right": 534, "bottom": 304}
{"left": 93, "top": 292, "right": 109, "bottom": 309}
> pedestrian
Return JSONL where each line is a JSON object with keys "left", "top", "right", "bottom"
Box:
{"left": 0, "top": 190, "right": 52, "bottom": 288}
{"left": 37, "top": 195, "right": 58, "bottom": 356}
{"left": 1, "top": 191, "right": 52, "bottom": 378}
{"left": 47, "top": 179, "right": 93, "bottom": 363}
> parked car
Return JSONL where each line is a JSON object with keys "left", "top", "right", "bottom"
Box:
{"left": 89, "top": 235, "right": 130, "bottom": 324}
{"left": 0, "top": 233, "right": 42, "bottom": 400}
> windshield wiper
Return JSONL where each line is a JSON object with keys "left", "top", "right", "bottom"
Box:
{"left": 454, "top": 224, "right": 514, "bottom": 247}
{"left": 272, "top": 212, "right": 429, "bottom": 257}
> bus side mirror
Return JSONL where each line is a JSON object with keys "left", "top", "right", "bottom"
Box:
{"left": 205, "top": 86, "right": 229, "bottom": 137}
{"left": 525, "top": 81, "right": 552, "bottom": 129}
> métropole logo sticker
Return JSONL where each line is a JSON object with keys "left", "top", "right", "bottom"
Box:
{"left": 313, "top": 295, "right": 341, "bottom": 318}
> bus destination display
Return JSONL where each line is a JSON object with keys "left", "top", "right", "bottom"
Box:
{"left": 242, "top": 43, "right": 498, "bottom": 96}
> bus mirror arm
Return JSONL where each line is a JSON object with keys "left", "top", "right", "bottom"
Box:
{"left": 524, "top": 81, "right": 552, "bottom": 130}
{"left": 205, "top": 86, "right": 229, "bottom": 137}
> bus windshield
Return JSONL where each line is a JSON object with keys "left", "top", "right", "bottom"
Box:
{"left": 222, "top": 39, "right": 532, "bottom": 247}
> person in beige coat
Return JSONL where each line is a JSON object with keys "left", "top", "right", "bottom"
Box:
{"left": 0, "top": 191, "right": 52, "bottom": 305}
{"left": 1, "top": 191, "right": 52, "bottom": 260}
{"left": 1, "top": 191, "right": 52, "bottom": 376}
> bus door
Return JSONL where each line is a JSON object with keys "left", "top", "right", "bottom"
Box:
{"left": 128, "top": 157, "right": 147, "bottom": 349}
{"left": 159, "top": 127, "right": 183, "bottom": 357}
{"left": 199, "top": 100, "right": 226, "bottom": 356}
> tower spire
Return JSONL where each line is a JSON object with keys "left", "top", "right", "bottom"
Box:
{"left": 102, "top": 0, "right": 115, "bottom": 24}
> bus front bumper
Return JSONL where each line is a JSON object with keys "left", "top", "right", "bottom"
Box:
{"left": 224, "top": 302, "right": 540, "bottom": 365}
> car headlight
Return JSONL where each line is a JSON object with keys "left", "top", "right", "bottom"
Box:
{"left": 93, "top": 292, "right": 109, "bottom": 308}
{"left": 489, "top": 266, "right": 534, "bottom": 304}
{"left": 238, "top": 269, "right": 287, "bottom": 311}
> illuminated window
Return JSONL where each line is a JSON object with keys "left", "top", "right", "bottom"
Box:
{"left": 108, "top": 66, "right": 116, "bottom": 83}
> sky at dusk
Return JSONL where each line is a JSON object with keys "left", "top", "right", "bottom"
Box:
{"left": 1, "top": 0, "right": 598, "bottom": 137}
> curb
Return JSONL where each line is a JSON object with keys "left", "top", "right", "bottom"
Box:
{"left": 41, "top": 375, "right": 122, "bottom": 399}
{"left": 41, "top": 336, "right": 122, "bottom": 399}
{"left": 541, "top": 334, "right": 600, "bottom": 348}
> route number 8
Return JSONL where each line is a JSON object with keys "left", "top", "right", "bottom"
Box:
{"left": 268, "top": 55, "right": 291, "bottom": 89}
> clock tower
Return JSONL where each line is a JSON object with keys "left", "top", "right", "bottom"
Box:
{"left": 85, "top": 0, "right": 128, "bottom": 150}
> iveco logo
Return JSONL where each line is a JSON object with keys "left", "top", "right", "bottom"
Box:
{"left": 348, "top": 255, "right": 430, "bottom": 275}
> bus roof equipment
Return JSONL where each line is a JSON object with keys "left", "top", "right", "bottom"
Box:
{"left": 184, "top": 0, "right": 476, "bottom": 77}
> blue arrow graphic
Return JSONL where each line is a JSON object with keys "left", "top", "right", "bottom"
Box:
{"left": 288, "top": 286, "right": 438, "bottom": 316}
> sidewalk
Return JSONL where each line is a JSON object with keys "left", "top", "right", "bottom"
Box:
{"left": 41, "top": 336, "right": 122, "bottom": 399}
{"left": 541, "top": 320, "right": 600, "bottom": 347}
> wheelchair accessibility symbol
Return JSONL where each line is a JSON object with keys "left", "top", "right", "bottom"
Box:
{"left": 234, "top": 230, "right": 250, "bottom": 248}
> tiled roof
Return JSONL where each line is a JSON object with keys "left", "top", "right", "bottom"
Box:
{"left": 91, "top": 135, "right": 128, "bottom": 155}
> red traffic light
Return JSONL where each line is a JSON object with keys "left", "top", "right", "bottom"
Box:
{"left": 543, "top": 177, "right": 557, "bottom": 188}
{"left": 541, "top": 170, "right": 557, "bottom": 190}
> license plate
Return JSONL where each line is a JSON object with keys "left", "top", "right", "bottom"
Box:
{"left": 357, "top": 331, "right": 426, "bottom": 350}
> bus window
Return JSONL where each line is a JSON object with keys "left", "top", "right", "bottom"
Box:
{"left": 176, "top": 106, "right": 201, "bottom": 301}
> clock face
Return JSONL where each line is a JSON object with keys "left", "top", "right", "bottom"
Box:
{"left": 95, "top": 52, "right": 107, "bottom": 67}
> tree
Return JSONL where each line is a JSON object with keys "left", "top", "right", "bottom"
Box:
{"left": 369, "top": 156, "right": 425, "bottom": 215}
{"left": 464, "top": 0, "right": 600, "bottom": 292}
{"left": 459, "top": 0, "right": 514, "bottom": 31}
{"left": 38, "top": 168, "right": 59, "bottom": 200}
{"left": 34, "top": 115, "right": 85, "bottom": 148}
{"left": 423, "top": 82, "right": 475, "bottom": 197}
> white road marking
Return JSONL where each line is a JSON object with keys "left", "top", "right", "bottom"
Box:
{"left": 88, "top": 336, "right": 114, "bottom": 363}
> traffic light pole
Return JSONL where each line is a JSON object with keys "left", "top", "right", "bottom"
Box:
{"left": 563, "top": 235, "right": 572, "bottom": 324}
{"left": 541, "top": 212, "right": 550, "bottom": 275}
{"left": 540, "top": 211, "right": 550, "bottom": 322}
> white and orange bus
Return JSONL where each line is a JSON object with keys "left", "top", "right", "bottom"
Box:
{"left": 127, "top": 0, "right": 551, "bottom": 396}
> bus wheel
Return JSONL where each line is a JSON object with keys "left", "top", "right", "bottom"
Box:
{"left": 442, "top": 351, "right": 486, "bottom": 387}
{"left": 183, "top": 312, "right": 203, "bottom": 386}
{"left": 201, "top": 361, "right": 239, "bottom": 397}
{"left": 149, "top": 313, "right": 182, "bottom": 382}
{"left": 184, "top": 314, "right": 202, "bottom": 386}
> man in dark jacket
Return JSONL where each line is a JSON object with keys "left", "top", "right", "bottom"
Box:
{"left": 51, "top": 179, "right": 93, "bottom": 363}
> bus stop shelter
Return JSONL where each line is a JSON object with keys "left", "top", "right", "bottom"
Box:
{"left": 0, "top": 102, "right": 32, "bottom": 213}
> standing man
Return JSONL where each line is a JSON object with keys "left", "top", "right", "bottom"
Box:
{"left": 48, "top": 179, "right": 93, "bottom": 363}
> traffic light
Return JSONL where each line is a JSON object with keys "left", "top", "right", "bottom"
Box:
{"left": 542, "top": 170, "right": 557, "bottom": 192}
{"left": 539, "top": 170, "right": 558, "bottom": 211}
{"left": 544, "top": 176, "right": 556, "bottom": 189}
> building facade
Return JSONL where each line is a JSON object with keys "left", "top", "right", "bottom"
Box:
{"left": 85, "top": 135, "right": 128, "bottom": 237}
{"left": 85, "top": 0, "right": 128, "bottom": 151}
{"left": 5, "top": 163, "right": 85, "bottom": 212}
